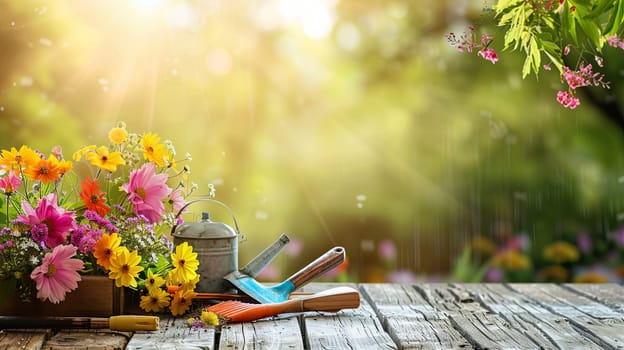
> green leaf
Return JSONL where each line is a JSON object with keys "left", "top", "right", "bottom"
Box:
{"left": 562, "top": 2, "right": 579, "bottom": 45}
{"left": 451, "top": 248, "right": 489, "bottom": 283}
{"left": 522, "top": 54, "right": 532, "bottom": 78}
{"left": 588, "top": 0, "right": 615, "bottom": 18}
{"left": 576, "top": 17, "right": 604, "bottom": 48}
{"left": 530, "top": 36, "right": 541, "bottom": 75}
{"left": 604, "top": 0, "right": 624, "bottom": 35}
{"left": 493, "top": 0, "right": 524, "bottom": 15}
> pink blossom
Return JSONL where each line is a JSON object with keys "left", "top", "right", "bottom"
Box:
{"left": 563, "top": 44, "right": 570, "bottom": 56}
{"left": 121, "top": 162, "right": 172, "bottom": 223}
{"left": 30, "top": 244, "right": 84, "bottom": 304}
{"left": 563, "top": 66, "right": 590, "bottom": 89}
{"left": 478, "top": 48, "right": 499, "bottom": 64}
{"left": 608, "top": 35, "right": 620, "bottom": 48}
{"left": 16, "top": 194, "right": 75, "bottom": 248}
{"left": 0, "top": 172, "right": 21, "bottom": 194}
{"left": 556, "top": 91, "right": 580, "bottom": 109}
{"left": 167, "top": 188, "right": 185, "bottom": 214}
{"left": 543, "top": 64, "right": 552, "bottom": 71}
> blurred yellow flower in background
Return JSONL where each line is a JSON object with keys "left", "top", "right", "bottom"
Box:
{"left": 491, "top": 250, "right": 531, "bottom": 271}
{"left": 543, "top": 241, "right": 579, "bottom": 264}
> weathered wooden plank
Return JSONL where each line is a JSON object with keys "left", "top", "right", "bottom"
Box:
{"left": 42, "top": 330, "right": 128, "bottom": 350}
{"left": 462, "top": 283, "right": 603, "bottom": 349}
{"left": 563, "top": 284, "right": 624, "bottom": 314}
{"left": 126, "top": 316, "right": 215, "bottom": 350}
{"left": 301, "top": 283, "right": 397, "bottom": 349}
{"left": 361, "top": 283, "right": 470, "bottom": 349}
{"left": 218, "top": 316, "right": 303, "bottom": 349}
{"left": 510, "top": 283, "right": 624, "bottom": 349}
{"left": 304, "top": 307, "right": 397, "bottom": 349}
{"left": 0, "top": 330, "right": 48, "bottom": 350}
{"left": 419, "top": 283, "right": 539, "bottom": 349}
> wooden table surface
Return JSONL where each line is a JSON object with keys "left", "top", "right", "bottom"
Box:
{"left": 1, "top": 283, "right": 624, "bottom": 349}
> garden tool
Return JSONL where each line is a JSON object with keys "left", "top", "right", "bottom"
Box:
{"left": 224, "top": 246, "right": 346, "bottom": 304}
{"left": 171, "top": 198, "right": 289, "bottom": 293}
{"left": 0, "top": 315, "right": 159, "bottom": 331}
{"left": 206, "top": 286, "right": 360, "bottom": 323}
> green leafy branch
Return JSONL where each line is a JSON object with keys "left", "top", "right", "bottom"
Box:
{"left": 494, "top": 0, "right": 624, "bottom": 78}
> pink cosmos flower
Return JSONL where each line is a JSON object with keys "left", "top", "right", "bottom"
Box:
{"left": 0, "top": 172, "right": 21, "bottom": 194}
{"left": 556, "top": 91, "right": 580, "bottom": 109}
{"left": 167, "top": 188, "right": 185, "bottom": 214}
{"left": 17, "top": 193, "right": 75, "bottom": 248}
{"left": 478, "top": 48, "right": 498, "bottom": 64}
{"left": 30, "top": 244, "right": 84, "bottom": 304}
{"left": 121, "top": 162, "right": 172, "bottom": 223}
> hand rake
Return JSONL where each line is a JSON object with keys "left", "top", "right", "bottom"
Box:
{"left": 205, "top": 286, "right": 360, "bottom": 323}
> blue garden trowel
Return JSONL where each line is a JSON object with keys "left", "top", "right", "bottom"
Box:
{"left": 224, "top": 246, "right": 346, "bottom": 304}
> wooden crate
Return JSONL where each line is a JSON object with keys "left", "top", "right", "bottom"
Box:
{"left": 0, "top": 275, "right": 125, "bottom": 317}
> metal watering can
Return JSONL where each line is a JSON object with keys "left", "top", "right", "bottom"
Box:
{"left": 171, "top": 199, "right": 289, "bottom": 293}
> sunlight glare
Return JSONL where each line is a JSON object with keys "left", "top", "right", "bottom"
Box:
{"left": 277, "top": 0, "right": 337, "bottom": 39}
{"left": 133, "top": 0, "right": 164, "bottom": 12}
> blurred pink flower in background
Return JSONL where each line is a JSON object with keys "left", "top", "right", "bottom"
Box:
{"left": 284, "top": 238, "right": 303, "bottom": 256}
{"left": 378, "top": 239, "right": 397, "bottom": 260}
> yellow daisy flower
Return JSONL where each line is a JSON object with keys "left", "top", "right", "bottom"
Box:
{"left": 145, "top": 269, "right": 165, "bottom": 294}
{"left": 171, "top": 242, "right": 199, "bottom": 283}
{"left": 108, "top": 247, "right": 144, "bottom": 288}
{"left": 86, "top": 146, "right": 126, "bottom": 172}
{"left": 139, "top": 288, "right": 170, "bottom": 313}
{"left": 200, "top": 311, "right": 220, "bottom": 326}
{"left": 141, "top": 132, "right": 168, "bottom": 167}
{"left": 169, "top": 289, "right": 196, "bottom": 316}
{"left": 72, "top": 145, "right": 96, "bottom": 161}
{"left": 108, "top": 126, "right": 129, "bottom": 145}
{"left": 0, "top": 145, "right": 40, "bottom": 171}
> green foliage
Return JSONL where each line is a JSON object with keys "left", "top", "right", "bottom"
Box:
{"left": 451, "top": 248, "right": 488, "bottom": 282}
{"left": 494, "top": 0, "right": 623, "bottom": 77}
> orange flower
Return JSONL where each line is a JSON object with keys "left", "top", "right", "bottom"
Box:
{"left": 23, "top": 156, "right": 62, "bottom": 183}
{"left": 80, "top": 177, "right": 110, "bottom": 216}
{"left": 53, "top": 157, "right": 73, "bottom": 176}
{"left": 169, "top": 289, "right": 196, "bottom": 316}
{"left": 93, "top": 233, "right": 121, "bottom": 270}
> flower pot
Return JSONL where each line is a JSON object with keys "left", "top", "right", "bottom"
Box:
{"left": 0, "top": 275, "right": 124, "bottom": 317}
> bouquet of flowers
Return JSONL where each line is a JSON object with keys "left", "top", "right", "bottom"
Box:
{"left": 0, "top": 122, "right": 207, "bottom": 316}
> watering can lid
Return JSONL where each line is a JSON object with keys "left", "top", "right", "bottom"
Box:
{"left": 172, "top": 212, "right": 237, "bottom": 239}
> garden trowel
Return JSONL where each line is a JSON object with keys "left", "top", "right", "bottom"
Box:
{"left": 240, "top": 233, "right": 290, "bottom": 277}
{"left": 224, "top": 246, "right": 346, "bottom": 304}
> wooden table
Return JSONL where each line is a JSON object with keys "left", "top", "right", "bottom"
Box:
{"left": 1, "top": 283, "right": 623, "bottom": 349}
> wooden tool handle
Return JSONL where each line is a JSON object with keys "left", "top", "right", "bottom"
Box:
{"left": 280, "top": 286, "right": 360, "bottom": 314}
{"left": 287, "top": 246, "right": 345, "bottom": 289}
{"left": 300, "top": 286, "right": 361, "bottom": 312}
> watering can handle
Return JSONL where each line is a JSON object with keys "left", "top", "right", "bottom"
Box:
{"left": 171, "top": 198, "right": 240, "bottom": 235}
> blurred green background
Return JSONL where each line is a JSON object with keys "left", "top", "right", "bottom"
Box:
{"left": 2, "top": 0, "right": 624, "bottom": 283}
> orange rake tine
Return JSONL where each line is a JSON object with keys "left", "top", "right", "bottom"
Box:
{"left": 205, "top": 286, "right": 360, "bottom": 323}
